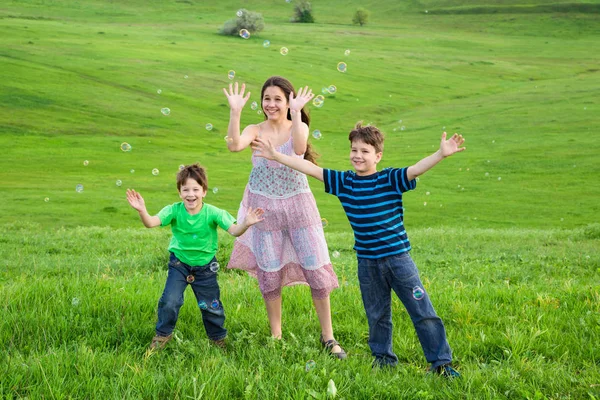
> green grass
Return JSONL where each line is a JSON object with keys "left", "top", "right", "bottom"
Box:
{"left": 1, "top": 1, "right": 600, "bottom": 398}
{"left": 1, "top": 224, "right": 599, "bottom": 398}
{"left": 1, "top": 0, "right": 599, "bottom": 231}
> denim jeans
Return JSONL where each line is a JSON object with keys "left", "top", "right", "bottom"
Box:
{"left": 357, "top": 252, "right": 452, "bottom": 368}
{"left": 155, "top": 253, "right": 227, "bottom": 341}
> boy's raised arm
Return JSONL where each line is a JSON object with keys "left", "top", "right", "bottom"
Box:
{"left": 251, "top": 137, "right": 324, "bottom": 182}
{"left": 126, "top": 189, "right": 161, "bottom": 228}
{"left": 407, "top": 132, "right": 465, "bottom": 181}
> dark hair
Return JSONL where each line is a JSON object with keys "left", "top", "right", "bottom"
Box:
{"left": 261, "top": 76, "right": 319, "bottom": 165}
{"left": 348, "top": 121, "right": 384, "bottom": 153}
{"left": 177, "top": 164, "right": 208, "bottom": 191}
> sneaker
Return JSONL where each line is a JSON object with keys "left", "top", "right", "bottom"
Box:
{"left": 211, "top": 338, "right": 226, "bottom": 349}
{"left": 149, "top": 334, "right": 172, "bottom": 350}
{"left": 432, "top": 364, "right": 461, "bottom": 378}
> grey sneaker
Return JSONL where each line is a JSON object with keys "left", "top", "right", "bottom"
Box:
{"left": 149, "top": 334, "right": 172, "bottom": 350}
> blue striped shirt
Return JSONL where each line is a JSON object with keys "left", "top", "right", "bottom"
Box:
{"left": 323, "top": 167, "right": 416, "bottom": 259}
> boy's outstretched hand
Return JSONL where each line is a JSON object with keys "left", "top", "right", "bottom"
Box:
{"left": 223, "top": 82, "right": 251, "bottom": 112}
{"left": 244, "top": 207, "right": 265, "bottom": 227}
{"left": 440, "top": 132, "right": 466, "bottom": 157}
{"left": 251, "top": 137, "right": 277, "bottom": 160}
{"left": 288, "top": 86, "right": 314, "bottom": 113}
{"left": 126, "top": 189, "right": 147, "bottom": 212}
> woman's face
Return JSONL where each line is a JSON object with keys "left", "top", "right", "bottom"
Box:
{"left": 262, "top": 86, "right": 288, "bottom": 120}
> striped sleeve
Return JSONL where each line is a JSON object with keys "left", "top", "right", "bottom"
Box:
{"left": 390, "top": 168, "right": 417, "bottom": 193}
{"left": 323, "top": 168, "right": 343, "bottom": 196}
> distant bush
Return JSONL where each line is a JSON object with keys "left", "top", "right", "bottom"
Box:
{"left": 219, "top": 9, "right": 264, "bottom": 36}
{"left": 353, "top": 8, "right": 369, "bottom": 26}
{"left": 292, "top": 0, "right": 314, "bottom": 23}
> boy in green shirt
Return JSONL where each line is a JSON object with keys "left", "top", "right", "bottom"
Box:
{"left": 127, "top": 164, "right": 264, "bottom": 350}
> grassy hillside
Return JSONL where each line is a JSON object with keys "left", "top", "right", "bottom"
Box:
{"left": 1, "top": 0, "right": 599, "bottom": 232}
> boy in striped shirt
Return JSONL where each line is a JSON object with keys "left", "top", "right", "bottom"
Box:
{"left": 252, "top": 122, "right": 465, "bottom": 377}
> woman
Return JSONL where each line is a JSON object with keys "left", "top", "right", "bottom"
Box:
{"left": 223, "top": 76, "right": 345, "bottom": 358}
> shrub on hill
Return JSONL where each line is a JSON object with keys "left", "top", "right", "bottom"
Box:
{"left": 219, "top": 9, "right": 264, "bottom": 36}
{"left": 292, "top": 0, "right": 315, "bottom": 23}
{"left": 353, "top": 8, "right": 370, "bottom": 26}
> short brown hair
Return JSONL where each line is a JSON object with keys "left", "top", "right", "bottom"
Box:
{"left": 176, "top": 164, "right": 208, "bottom": 191}
{"left": 348, "top": 121, "right": 384, "bottom": 153}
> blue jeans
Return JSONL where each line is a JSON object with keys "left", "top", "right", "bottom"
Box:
{"left": 357, "top": 252, "right": 452, "bottom": 368}
{"left": 155, "top": 253, "right": 227, "bottom": 341}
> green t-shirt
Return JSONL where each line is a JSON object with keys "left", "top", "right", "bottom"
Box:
{"left": 158, "top": 202, "right": 236, "bottom": 266}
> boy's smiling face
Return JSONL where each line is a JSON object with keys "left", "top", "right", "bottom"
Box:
{"left": 350, "top": 140, "right": 382, "bottom": 176}
{"left": 179, "top": 177, "right": 206, "bottom": 214}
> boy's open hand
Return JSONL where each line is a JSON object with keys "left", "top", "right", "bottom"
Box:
{"left": 288, "top": 86, "right": 314, "bottom": 113}
{"left": 440, "top": 132, "right": 466, "bottom": 157}
{"left": 251, "top": 137, "right": 277, "bottom": 160}
{"left": 245, "top": 207, "right": 265, "bottom": 226}
{"left": 126, "top": 189, "right": 147, "bottom": 212}
{"left": 223, "top": 82, "right": 251, "bottom": 112}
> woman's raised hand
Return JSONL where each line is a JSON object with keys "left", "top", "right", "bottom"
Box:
{"left": 223, "top": 82, "right": 251, "bottom": 112}
{"left": 288, "top": 86, "right": 314, "bottom": 113}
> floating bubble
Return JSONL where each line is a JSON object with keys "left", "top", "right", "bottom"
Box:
{"left": 206, "top": 123, "right": 213, "bottom": 131}
{"left": 161, "top": 108, "right": 171, "bottom": 116}
{"left": 116, "top": 180, "right": 122, "bottom": 187}
{"left": 332, "top": 251, "right": 340, "bottom": 258}
{"left": 184, "top": 75, "right": 188, "bottom": 79}
{"left": 71, "top": 297, "right": 80, "bottom": 306}
{"left": 236, "top": 9, "right": 243, "bottom": 17}
{"left": 401, "top": 126, "right": 406, "bottom": 131}
{"left": 263, "top": 40, "right": 270, "bottom": 48}
{"left": 344, "top": 49, "right": 350, "bottom": 56}
{"left": 157, "top": 89, "right": 162, "bottom": 94}
{"left": 467, "top": 168, "right": 470, "bottom": 171}
{"left": 280, "top": 47, "right": 288, "bottom": 56}
{"left": 130, "top": 169, "right": 135, "bottom": 174}
{"left": 198, "top": 301, "right": 208, "bottom": 310}
{"left": 328, "top": 85, "right": 337, "bottom": 94}
{"left": 228, "top": 70, "right": 235, "bottom": 80}
{"left": 423, "top": 202, "right": 427, "bottom": 206}
{"left": 321, "top": 218, "right": 328, "bottom": 228}
{"left": 239, "top": 29, "right": 250, "bottom": 39}
{"left": 209, "top": 262, "right": 220, "bottom": 272}
{"left": 457, "top": 185, "right": 461, "bottom": 188}
{"left": 257, "top": 110, "right": 262, "bottom": 115}
{"left": 492, "top": 140, "right": 495, "bottom": 144}
{"left": 44, "top": 197, "right": 50, "bottom": 202}
{"left": 152, "top": 168, "right": 159, "bottom": 176}
{"left": 179, "top": 164, "right": 185, "bottom": 170}
{"left": 412, "top": 286, "right": 425, "bottom": 300}
{"left": 83, "top": 160, "right": 89, "bottom": 166}
{"left": 321, "top": 87, "right": 330, "bottom": 95}
{"left": 312, "top": 95, "right": 325, "bottom": 108}
{"left": 213, "top": 187, "right": 219, "bottom": 194}
{"left": 425, "top": 10, "right": 428, "bottom": 13}
{"left": 186, "top": 275, "right": 195, "bottom": 283}
{"left": 250, "top": 101, "right": 258, "bottom": 110}
{"left": 305, "top": 360, "right": 316, "bottom": 372}
{"left": 485, "top": 172, "right": 489, "bottom": 177}
{"left": 426, "top": 191, "right": 430, "bottom": 196}
{"left": 121, "top": 142, "right": 132, "bottom": 152}
{"left": 75, "top": 184, "right": 84, "bottom": 193}
{"left": 337, "top": 62, "right": 347, "bottom": 73}
{"left": 312, "top": 130, "right": 322, "bottom": 140}
{"left": 497, "top": 177, "right": 502, "bottom": 181}
{"left": 224, "top": 136, "right": 233, "bottom": 142}
{"left": 211, "top": 299, "right": 219, "bottom": 309}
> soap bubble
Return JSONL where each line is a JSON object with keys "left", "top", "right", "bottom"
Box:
{"left": 337, "top": 62, "right": 347, "bottom": 73}
{"left": 227, "top": 70, "right": 235, "bottom": 80}
{"left": 312, "top": 130, "right": 322, "bottom": 140}
{"left": 120, "top": 142, "right": 132, "bottom": 152}
{"left": 344, "top": 49, "right": 350, "bottom": 56}
{"left": 239, "top": 29, "right": 250, "bottom": 39}
{"left": 251, "top": 101, "right": 258, "bottom": 110}
{"left": 209, "top": 262, "right": 220, "bottom": 272}
{"left": 116, "top": 180, "right": 122, "bottom": 187}
{"left": 83, "top": 160, "right": 89, "bottom": 166}
{"left": 280, "top": 47, "right": 288, "bottom": 56}
{"left": 236, "top": 9, "right": 243, "bottom": 17}
{"left": 44, "top": 197, "right": 50, "bottom": 202}
{"left": 206, "top": 123, "right": 213, "bottom": 131}
{"left": 263, "top": 40, "right": 270, "bottom": 48}
{"left": 75, "top": 184, "right": 84, "bottom": 193}
{"left": 212, "top": 187, "right": 219, "bottom": 194}
{"left": 328, "top": 85, "right": 337, "bottom": 94}
{"left": 161, "top": 108, "right": 170, "bottom": 116}
{"left": 152, "top": 168, "right": 159, "bottom": 176}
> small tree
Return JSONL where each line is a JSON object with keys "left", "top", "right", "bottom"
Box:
{"left": 292, "top": 0, "right": 315, "bottom": 23}
{"left": 219, "top": 9, "right": 265, "bottom": 36}
{"left": 352, "top": 8, "right": 370, "bottom": 26}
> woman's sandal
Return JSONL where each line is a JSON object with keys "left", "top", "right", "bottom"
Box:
{"left": 320, "top": 334, "right": 347, "bottom": 360}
